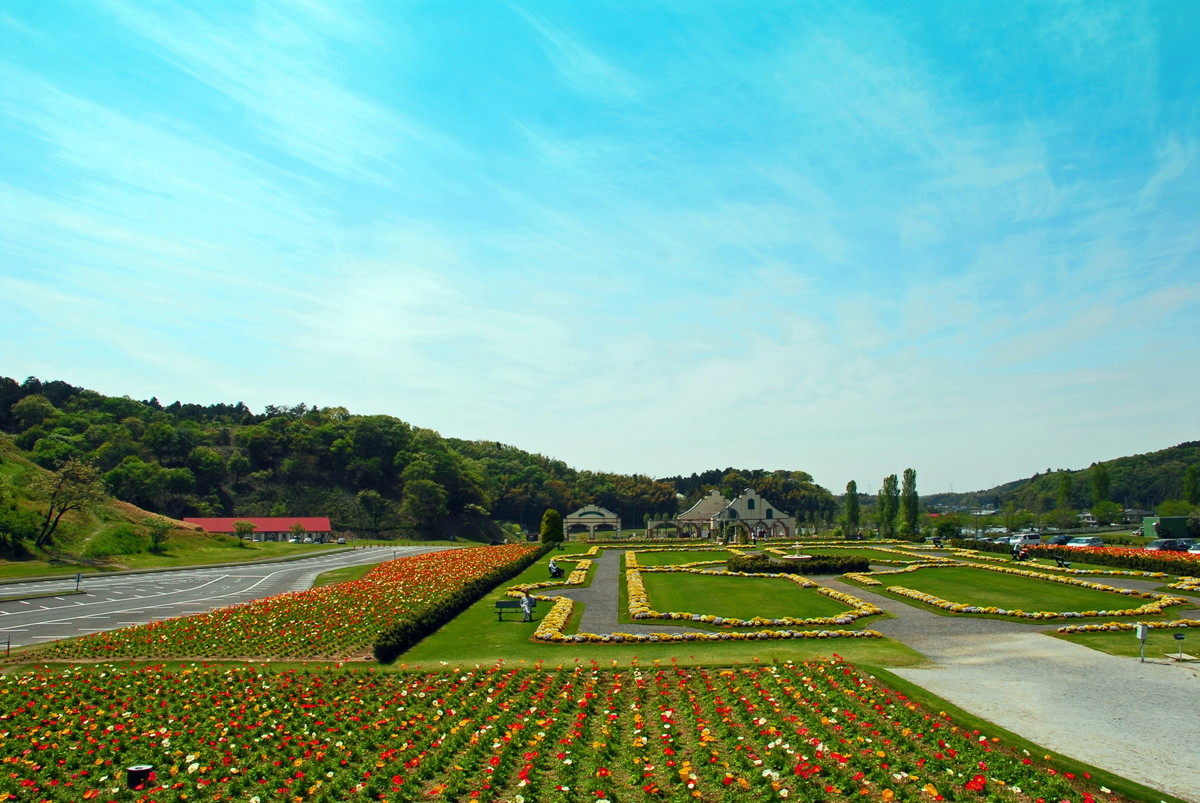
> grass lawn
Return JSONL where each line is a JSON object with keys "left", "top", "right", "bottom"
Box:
{"left": 632, "top": 549, "right": 733, "bottom": 566}
{"left": 1054, "top": 625, "right": 1200, "bottom": 659}
{"left": 873, "top": 565, "right": 1180, "bottom": 615}
{"left": 642, "top": 571, "right": 854, "bottom": 620}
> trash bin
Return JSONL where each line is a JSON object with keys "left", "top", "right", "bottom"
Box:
{"left": 126, "top": 765, "right": 154, "bottom": 789}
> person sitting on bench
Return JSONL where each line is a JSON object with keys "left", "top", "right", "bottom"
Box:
{"left": 549, "top": 558, "right": 563, "bottom": 579}
{"left": 520, "top": 591, "right": 536, "bottom": 622}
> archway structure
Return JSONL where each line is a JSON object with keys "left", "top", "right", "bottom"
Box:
{"left": 564, "top": 504, "right": 622, "bottom": 540}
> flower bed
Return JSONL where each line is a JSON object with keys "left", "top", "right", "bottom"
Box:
{"left": 1032, "top": 545, "right": 1200, "bottom": 573}
{"left": 0, "top": 660, "right": 1134, "bottom": 802}
{"left": 35, "top": 544, "right": 540, "bottom": 662}
{"left": 1056, "top": 618, "right": 1200, "bottom": 634}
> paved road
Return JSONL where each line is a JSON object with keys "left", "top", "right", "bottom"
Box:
{"left": 0, "top": 546, "right": 450, "bottom": 650}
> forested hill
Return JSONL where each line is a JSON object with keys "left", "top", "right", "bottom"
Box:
{"left": 0, "top": 376, "right": 836, "bottom": 535}
{"left": 920, "top": 440, "right": 1200, "bottom": 512}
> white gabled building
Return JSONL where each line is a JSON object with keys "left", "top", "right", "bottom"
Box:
{"left": 713, "top": 488, "right": 795, "bottom": 540}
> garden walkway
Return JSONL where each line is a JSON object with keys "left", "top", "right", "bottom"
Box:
{"left": 548, "top": 549, "right": 1200, "bottom": 802}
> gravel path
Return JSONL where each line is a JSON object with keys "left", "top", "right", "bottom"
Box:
{"left": 547, "top": 551, "right": 1200, "bottom": 802}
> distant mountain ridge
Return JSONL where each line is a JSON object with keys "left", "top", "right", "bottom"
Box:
{"left": 921, "top": 441, "right": 1200, "bottom": 511}
{"left": 1, "top": 376, "right": 1192, "bottom": 532}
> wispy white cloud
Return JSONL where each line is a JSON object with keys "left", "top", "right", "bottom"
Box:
{"left": 97, "top": 0, "right": 443, "bottom": 181}
{"left": 509, "top": 4, "right": 642, "bottom": 101}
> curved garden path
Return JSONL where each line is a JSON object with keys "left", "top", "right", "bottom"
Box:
{"left": 547, "top": 549, "right": 1200, "bottom": 802}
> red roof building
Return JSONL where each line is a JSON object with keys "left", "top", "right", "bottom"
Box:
{"left": 183, "top": 517, "right": 333, "bottom": 542}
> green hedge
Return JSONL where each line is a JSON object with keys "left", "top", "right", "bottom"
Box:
{"left": 373, "top": 543, "right": 551, "bottom": 664}
{"left": 726, "top": 554, "right": 870, "bottom": 575}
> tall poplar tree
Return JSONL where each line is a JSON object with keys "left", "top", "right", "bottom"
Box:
{"left": 878, "top": 474, "right": 899, "bottom": 539}
{"left": 844, "top": 480, "right": 860, "bottom": 536}
{"left": 1091, "top": 461, "right": 1111, "bottom": 504}
{"left": 1183, "top": 464, "right": 1198, "bottom": 506}
{"left": 900, "top": 468, "right": 919, "bottom": 536}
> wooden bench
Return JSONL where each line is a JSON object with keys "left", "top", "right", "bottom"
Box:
{"left": 1054, "top": 557, "right": 1072, "bottom": 569}
{"left": 495, "top": 599, "right": 533, "bottom": 621}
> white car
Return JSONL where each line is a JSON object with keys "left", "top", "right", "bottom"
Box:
{"left": 1009, "top": 533, "right": 1042, "bottom": 547}
{"left": 1065, "top": 536, "right": 1103, "bottom": 548}
{"left": 1189, "top": 544, "right": 1200, "bottom": 555}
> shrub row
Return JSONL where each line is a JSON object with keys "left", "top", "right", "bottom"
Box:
{"left": 372, "top": 543, "right": 550, "bottom": 663}
{"left": 726, "top": 554, "right": 870, "bottom": 575}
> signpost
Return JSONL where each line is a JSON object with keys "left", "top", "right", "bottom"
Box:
{"left": 1174, "top": 632, "right": 1185, "bottom": 661}
{"left": 1135, "top": 623, "right": 1149, "bottom": 663}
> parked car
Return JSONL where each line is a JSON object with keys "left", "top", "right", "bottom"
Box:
{"left": 1009, "top": 533, "right": 1042, "bottom": 547}
{"left": 1189, "top": 543, "right": 1200, "bottom": 555}
{"left": 1131, "top": 528, "right": 1143, "bottom": 536}
{"left": 1065, "top": 536, "right": 1103, "bottom": 548}
{"left": 1045, "top": 534, "right": 1075, "bottom": 546}
{"left": 1144, "top": 539, "right": 1190, "bottom": 551}
{"left": 336, "top": 537, "right": 346, "bottom": 544}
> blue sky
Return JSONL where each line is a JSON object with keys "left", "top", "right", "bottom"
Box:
{"left": 2, "top": 1, "right": 1198, "bottom": 495}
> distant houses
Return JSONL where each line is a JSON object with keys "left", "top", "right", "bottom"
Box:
{"left": 183, "top": 517, "right": 333, "bottom": 542}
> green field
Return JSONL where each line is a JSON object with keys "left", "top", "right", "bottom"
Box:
{"left": 880, "top": 565, "right": 1171, "bottom": 614}
{"left": 1055, "top": 626, "right": 1200, "bottom": 659}
{"left": 642, "top": 570, "right": 854, "bottom": 620}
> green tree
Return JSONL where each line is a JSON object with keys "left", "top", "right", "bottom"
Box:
{"left": 355, "top": 489, "right": 394, "bottom": 537}
{"left": 877, "top": 474, "right": 899, "bottom": 539}
{"left": 1056, "top": 473, "right": 1072, "bottom": 510}
{"left": 1091, "top": 499, "right": 1122, "bottom": 526}
{"left": 1091, "top": 461, "right": 1111, "bottom": 504}
{"left": 539, "top": 508, "right": 564, "bottom": 546}
{"left": 933, "top": 516, "right": 961, "bottom": 540}
{"left": 900, "top": 468, "right": 919, "bottom": 536}
{"left": 30, "top": 458, "right": 106, "bottom": 548}
{"left": 844, "top": 480, "right": 860, "bottom": 536}
{"left": 12, "top": 394, "right": 59, "bottom": 430}
{"left": 1157, "top": 499, "right": 1192, "bottom": 516}
{"left": 232, "top": 520, "right": 256, "bottom": 543}
{"left": 145, "top": 516, "right": 173, "bottom": 553}
{"left": 400, "top": 479, "right": 448, "bottom": 531}
{"left": 227, "top": 451, "right": 251, "bottom": 484}
{"left": 290, "top": 522, "right": 307, "bottom": 541}
{"left": 1184, "top": 464, "right": 1198, "bottom": 507}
